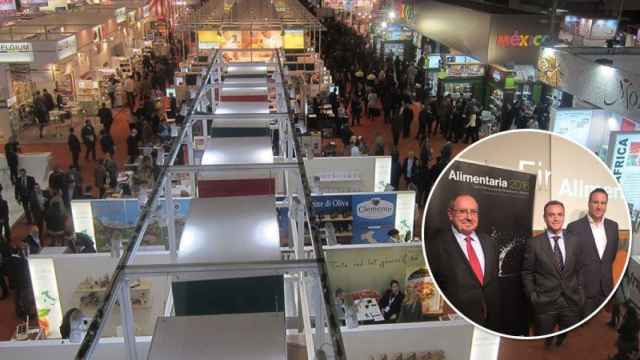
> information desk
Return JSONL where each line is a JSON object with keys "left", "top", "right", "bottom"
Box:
{"left": 214, "top": 101, "right": 270, "bottom": 114}
{"left": 201, "top": 136, "right": 273, "bottom": 165}
{"left": 176, "top": 196, "right": 280, "bottom": 263}
{"left": 148, "top": 313, "right": 286, "bottom": 360}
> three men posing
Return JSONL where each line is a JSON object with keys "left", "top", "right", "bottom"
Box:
{"left": 429, "top": 188, "right": 620, "bottom": 338}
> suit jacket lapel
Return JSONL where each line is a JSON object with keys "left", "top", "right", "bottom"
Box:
{"left": 604, "top": 220, "right": 618, "bottom": 260}
{"left": 542, "top": 232, "right": 562, "bottom": 277}
{"left": 562, "top": 231, "right": 575, "bottom": 276}
{"left": 581, "top": 216, "right": 601, "bottom": 262}
{"left": 478, "top": 234, "right": 496, "bottom": 283}
{"left": 447, "top": 230, "right": 484, "bottom": 287}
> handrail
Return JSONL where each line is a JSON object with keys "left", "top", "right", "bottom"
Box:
{"left": 274, "top": 49, "right": 347, "bottom": 360}
{"left": 73, "top": 49, "right": 221, "bottom": 360}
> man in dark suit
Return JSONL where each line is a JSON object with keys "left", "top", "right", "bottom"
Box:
{"left": 15, "top": 169, "right": 36, "bottom": 224}
{"left": 522, "top": 200, "right": 585, "bottom": 347}
{"left": 427, "top": 194, "right": 501, "bottom": 331}
{"left": 567, "top": 188, "right": 619, "bottom": 316}
{"left": 402, "top": 151, "right": 418, "bottom": 186}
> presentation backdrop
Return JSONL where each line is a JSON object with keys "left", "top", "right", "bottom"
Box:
{"left": 424, "top": 160, "right": 536, "bottom": 336}
{"left": 458, "top": 130, "right": 630, "bottom": 231}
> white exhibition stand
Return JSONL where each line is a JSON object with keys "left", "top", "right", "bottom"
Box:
{"left": 0, "top": 152, "right": 53, "bottom": 225}
{"left": 148, "top": 313, "right": 286, "bottom": 360}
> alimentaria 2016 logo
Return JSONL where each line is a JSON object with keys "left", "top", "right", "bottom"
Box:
{"left": 448, "top": 170, "right": 509, "bottom": 188}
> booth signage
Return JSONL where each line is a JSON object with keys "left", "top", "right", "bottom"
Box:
{"left": 538, "top": 48, "right": 640, "bottom": 121}
{"left": 0, "top": 0, "right": 16, "bottom": 13}
{"left": 142, "top": 4, "right": 150, "bottom": 18}
{"left": 356, "top": 198, "right": 394, "bottom": 220}
{"left": 115, "top": 7, "right": 127, "bottom": 23}
{"left": 608, "top": 131, "right": 640, "bottom": 210}
{"left": 56, "top": 35, "right": 77, "bottom": 60}
{"left": 496, "top": 31, "right": 549, "bottom": 48}
{"left": 0, "top": 42, "right": 34, "bottom": 63}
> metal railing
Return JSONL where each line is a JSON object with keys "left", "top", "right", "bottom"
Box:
{"left": 74, "top": 47, "right": 346, "bottom": 360}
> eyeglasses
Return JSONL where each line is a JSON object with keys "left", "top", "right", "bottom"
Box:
{"left": 451, "top": 208, "right": 479, "bottom": 216}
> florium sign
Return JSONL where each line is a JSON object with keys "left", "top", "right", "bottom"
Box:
{"left": 496, "top": 31, "right": 549, "bottom": 48}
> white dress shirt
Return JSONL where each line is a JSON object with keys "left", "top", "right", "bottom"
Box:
{"left": 547, "top": 230, "right": 566, "bottom": 263}
{"left": 452, "top": 226, "right": 485, "bottom": 274}
{"left": 588, "top": 215, "right": 607, "bottom": 259}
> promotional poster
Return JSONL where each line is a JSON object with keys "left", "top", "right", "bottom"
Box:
{"left": 82, "top": 198, "right": 192, "bottom": 251}
{"left": 424, "top": 160, "right": 536, "bottom": 335}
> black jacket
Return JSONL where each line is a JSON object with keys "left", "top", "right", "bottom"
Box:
{"left": 81, "top": 124, "right": 96, "bottom": 144}
{"left": 127, "top": 135, "right": 140, "bottom": 157}
{"left": 14, "top": 175, "right": 35, "bottom": 203}
{"left": 100, "top": 134, "right": 115, "bottom": 154}
{"left": 98, "top": 107, "right": 113, "bottom": 127}
{"left": 0, "top": 197, "right": 8, "bottom": 222}
{"left": 68, "top": 134, "right": 81, "bottom": 153}
{"left": 522, "top": 231, "right": 585, "bottom": 314}
{"left": 567, "top": 216, "right": 619, "bottom": 306}
{"left": 427, "top": 229, "right": 501, "bottom": 331}
{"left": 379, "top": 290, "right": 404, "bottom": 321}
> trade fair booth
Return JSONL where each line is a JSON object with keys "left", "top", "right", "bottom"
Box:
{"left": 0, "top": 46, "right": 497, "bottom": 360}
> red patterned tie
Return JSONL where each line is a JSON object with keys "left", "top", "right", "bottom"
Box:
{"left": 465, "top": 236, "right": 484, "bottom": 285}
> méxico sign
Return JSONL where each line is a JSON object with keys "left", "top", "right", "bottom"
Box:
{"left": 496, "top": 31, "right": 549, "bottom": 48}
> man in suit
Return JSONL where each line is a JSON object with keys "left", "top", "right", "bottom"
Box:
{"left": 402, "top": 151, "right": 418, "bottom": 186}
{"left": 567, "top": 188, "right": 619, "bottom": 316}
{"left": 15, "top": 169, "right": 36, "bottom": 224}
{"left": 522, "top": 200, "right": 584, "bottom": 347}
{"left": 427, "top": 194, "right": 501, "bottom": 331}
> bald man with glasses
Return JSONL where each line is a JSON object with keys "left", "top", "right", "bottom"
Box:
{"left": 427, "top": 193, "right": 501, "bottom": 331}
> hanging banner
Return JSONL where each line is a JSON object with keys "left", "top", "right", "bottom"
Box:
{"left": 424, "top": 160, "right": 536, "bottom": 336}
{"left": 72, "top": 198, "right": 192, "bottom": 252}
{"left": 608, "top": 131, "right": 640, "bottom": 236}
{"left": 352, "top": 193, "right": 397, "bottom": 244}
{"left": 29, "top": 258, "right": 64, "bottom": 339}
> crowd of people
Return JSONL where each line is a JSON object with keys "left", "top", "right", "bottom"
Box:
{"left": 0, "top": 35, "right": 186, "bottom": 319}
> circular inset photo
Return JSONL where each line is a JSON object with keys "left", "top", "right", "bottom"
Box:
{"left": 422, "top": 129, "right": 632, "bottom": 340}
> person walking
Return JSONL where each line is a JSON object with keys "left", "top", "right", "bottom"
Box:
{"left": 94, "top": 159, "right": 107, "bottom": 198}
{"left": 350, "top": 96, "right": 362, "bottom": 126}
{"left": 98, "top": 103, "right": 114, "bottom": 134}
{"left": 124, "top": 76, "right": 136, "bottom": 111}
{"left": 42, "top": 89, "right": 55, "bottom": 112}
{"left": 401, "top": 101, "right": 414, "bottom": 138}
{"left": 33, "top": 91, "right": 49, "bottom": 138}
{"left": 391, "top": 112, "right": 402, "bottom": 147}
{"left": 81, "top": 119, "right": 97, "bottom": 161}
{"left": 29, "top": 183, "right": 46, "bottom": 236}
{"left": 103, "top": 153, "right": 118, "bottom": 189}
{"left": 0, "top": 185, "right": 10, "bottom": 244}
{"left": 14, "top": 169, "right": 35, "bottom": 224}
{"left": 4, "top": 135, "right": 20, "bottom": 185}
{"left": 67, "top": 127, "right": 81, "bottom": 169}
{"left": 127, "top": 129, "right": 140, "bottom": 164}
{"left": 99, "top": 129, "right": 115, "bottom": 157}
